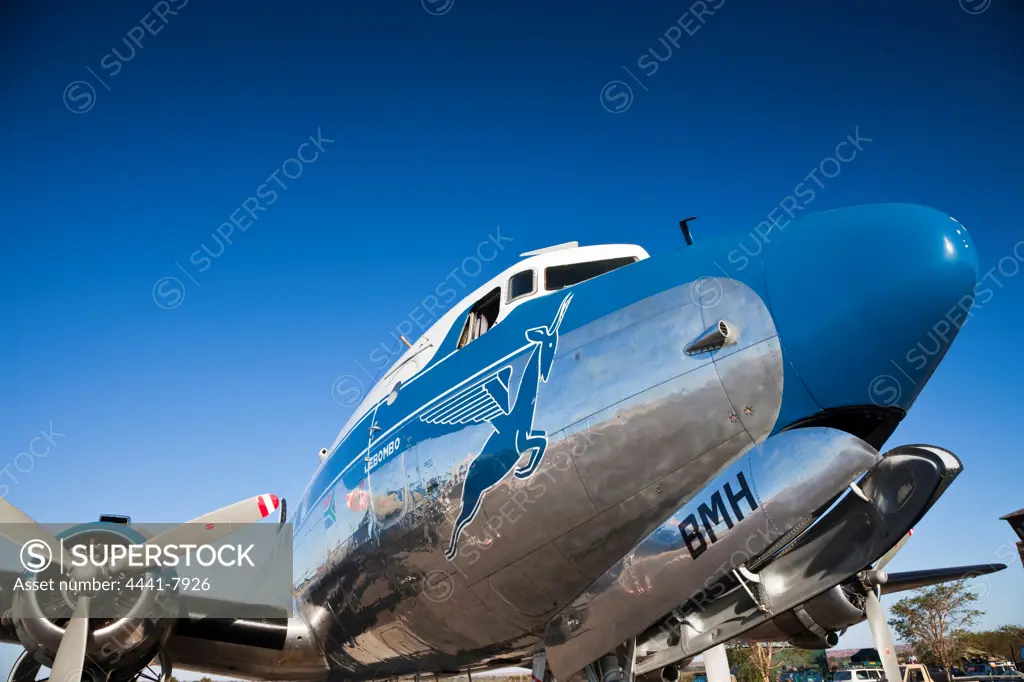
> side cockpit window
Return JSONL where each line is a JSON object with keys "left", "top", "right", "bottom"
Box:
{"left": 507, "top": 270, "right": 535, "bottom": 304}
{"left": 545, "top": 256, "right": 638, "bottom": 291}
{"left": 458, "top": 287, "right": 501, "bottom": 349}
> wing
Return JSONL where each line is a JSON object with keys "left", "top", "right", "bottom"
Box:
{"left": 420, "top": 365, "right": 513, "bottom": 426}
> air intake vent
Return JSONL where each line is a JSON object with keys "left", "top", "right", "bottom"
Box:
{"left": 685, "top": 320, "right": 736, "bottom": 355}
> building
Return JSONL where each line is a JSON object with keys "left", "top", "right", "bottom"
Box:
{"left": 1000, "top": 508, "right": 1024, "bottom": 568}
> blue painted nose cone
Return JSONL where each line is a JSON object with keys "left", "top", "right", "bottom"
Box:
{"left": 763, "top": 203, "right": 978, "bottom": 414}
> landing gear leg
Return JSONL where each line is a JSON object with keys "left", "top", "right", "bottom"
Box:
{"left": 531, "top": 648, "right": 549, "bottom": 682}
{"left": 621, "top": 637, "right": 637, "bottom": 682}
{"left": 6, "top": 651, "right": 40, "bottom": 682}
{"left": 595, "top": 638, "right": 637, "bottom": 682}
{"left": 107, "top": 645, "right": 172, "bottom": 682}
{"left": 703, "top": 644, "right": 730, "bottom": 682}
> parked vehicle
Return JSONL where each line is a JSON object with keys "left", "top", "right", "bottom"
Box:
{"left": 781, "top": 670, "right": 825, "bottom": 682}
{"left": 961, "top": 661, "right": 1023, "bottom": 677}
{"left": 833, "top": 668, "right": 885, "bottom": 682}
{"left": 900, "top": 664, "right": 936, "bottom": 682}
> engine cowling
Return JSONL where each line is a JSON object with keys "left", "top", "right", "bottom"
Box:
{"left": 734, "top": 582, "right": 867, "bottom": 648}
{"left": 11, "top": 523, "right": 180, "bottom": 678}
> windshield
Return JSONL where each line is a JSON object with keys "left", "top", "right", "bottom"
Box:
{"left": 545, "top": 257, "right": 637, "bottom": 291}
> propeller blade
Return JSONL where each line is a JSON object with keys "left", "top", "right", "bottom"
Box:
{"left": 882, "top": 563, "right": 1007, "bottom": 594}
{"left": 865, "top": 589, "right": 901, "bottom": 682}
{"left": 876, "top": 529, "right": 913, "bottom": 571}
{"left": 49, "top": 596, "right": 90, "bottom": 682}
{"left": 146, "top": 493, "right": 280, "bottom": 548}
{"left": 0, "top": 498, "right": 75, "bottom": 571}
{"left": 110, "top": 494, "right": 279, "bottom": 575}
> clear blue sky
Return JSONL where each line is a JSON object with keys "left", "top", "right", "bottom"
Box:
{"left": 1, "top": 0, "right": 1021, "bottom": 672}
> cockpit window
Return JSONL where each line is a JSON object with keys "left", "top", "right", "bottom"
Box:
{"left": 458, "top": 287, "right": 501, "bottom": 349}
{"left": 545, "top": 257, "right": 637, "bottom": 291}
{"left": 507, "top": 270, "right": 535, "bottom": 303}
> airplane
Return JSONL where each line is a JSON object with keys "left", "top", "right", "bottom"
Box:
{"left": 0, "top": 203, "right": 1009, "bottom": 682}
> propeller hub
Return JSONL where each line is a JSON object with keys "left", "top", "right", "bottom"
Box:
{"left": 67, "top": 560, "right": 106, "bottom": 584}
{"left": 862, "top": 568, "right": 889, "bottom": 588}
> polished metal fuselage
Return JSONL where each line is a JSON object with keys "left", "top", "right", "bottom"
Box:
{"left": 290, "top": 260, "right": 785, "bottom": 680}
{"left": 157, "top": 204, "right": 983, "bottom": 681}
{"left": 159, "top": 204, "right": 980, "bottom": 681}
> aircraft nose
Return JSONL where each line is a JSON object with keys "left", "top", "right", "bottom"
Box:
{"left": 762, "top": 204, "right": 978, "bottom": 417}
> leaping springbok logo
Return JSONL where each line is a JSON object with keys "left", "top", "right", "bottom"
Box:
{"left": 419, "top": 293, "right": 573, "bottom": 561}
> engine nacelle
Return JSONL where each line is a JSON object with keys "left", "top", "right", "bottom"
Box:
{"left": 734, "top": 583, "right": 867, "bottom": 648}
{"left": 545, "top": 428, "right": 883, "bottom": 679}
{"left": 11, "top": 523, "right": 180, "bottom": 677}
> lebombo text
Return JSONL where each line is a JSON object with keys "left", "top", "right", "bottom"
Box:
{"left": 14, "top": 577, "right": 120, "bottom": 593}
{"left": 69, "top": 543, "right": 256, "bottom": 568}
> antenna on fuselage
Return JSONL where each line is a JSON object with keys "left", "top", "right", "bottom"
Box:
{"left": 680, "top": 216, "right": 697, "bottom": 246}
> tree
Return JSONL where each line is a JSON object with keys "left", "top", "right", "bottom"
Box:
{"left": 810, "top": 650, "right": 830, "bottom": 676}
{"left": 888, "top": 581, "right": 984, "bottom": 680}
{"left": 730, "top": 643, "right": 775, "bottom": 682}
{"left": 964, "top": 625, "right": 1024, "bottom": 665}
{"left": 728, "top": 643, "right": 810, "bottom": 682}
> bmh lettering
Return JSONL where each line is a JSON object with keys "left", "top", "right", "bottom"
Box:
{"left": 678, "top": 471, "right": 759, "bottom": 560}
